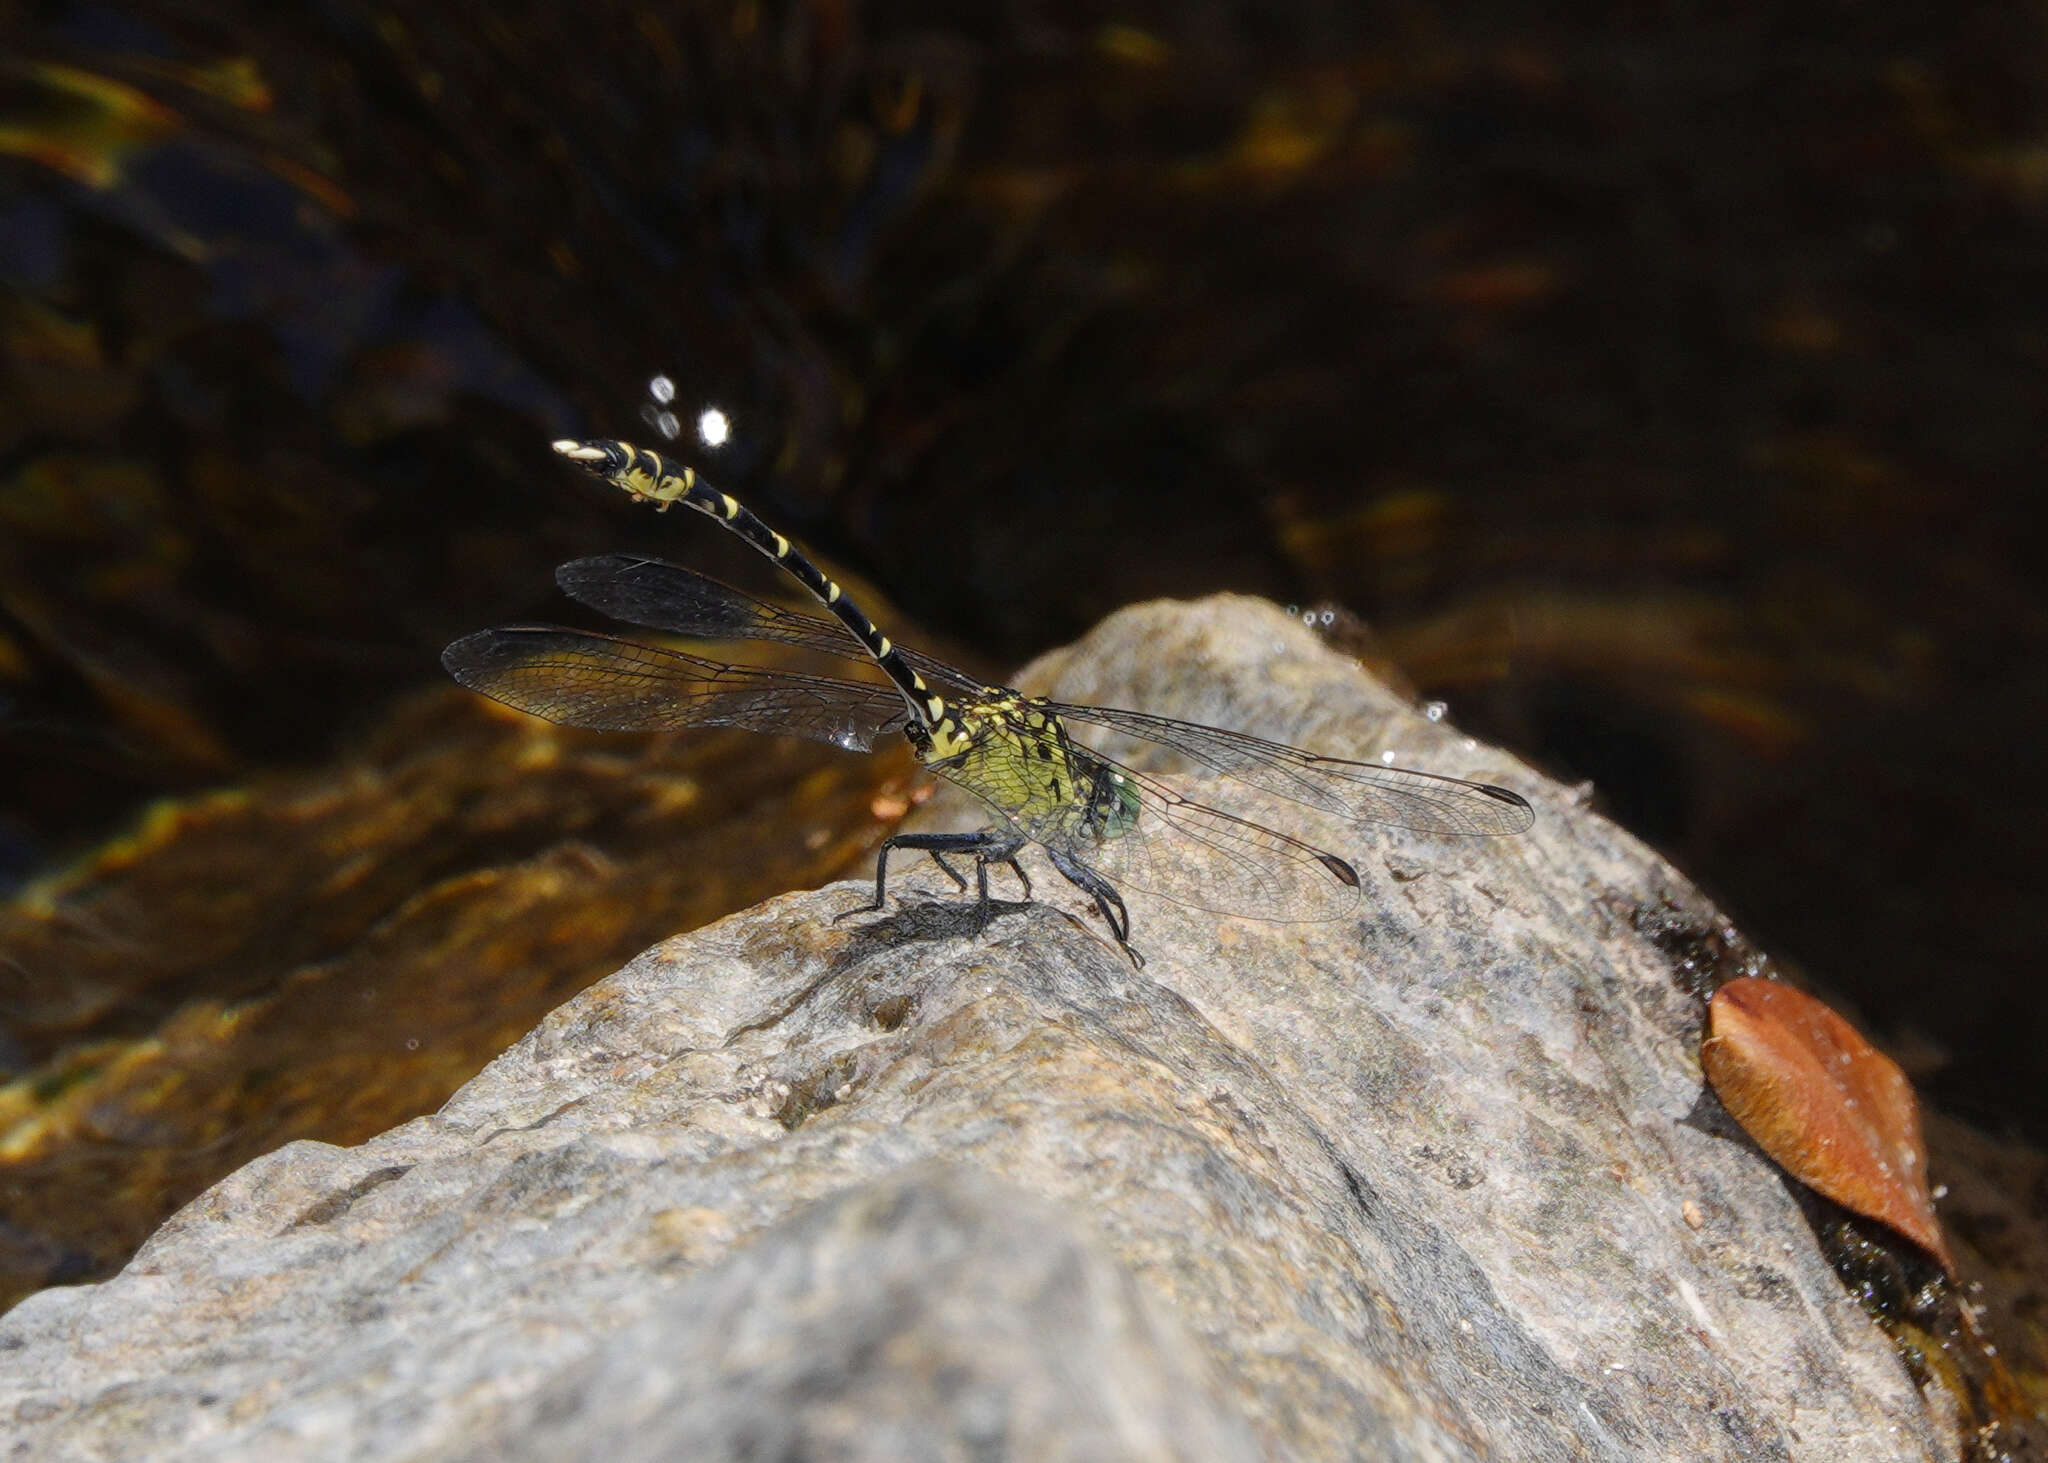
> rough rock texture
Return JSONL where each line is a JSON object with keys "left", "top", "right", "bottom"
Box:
{"left": 0, "top": 597, "right": 1958, "bottom": 1460}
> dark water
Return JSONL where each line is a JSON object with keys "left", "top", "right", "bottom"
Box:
{"left": 2, "top": 1, "right": 2043, "bottom": 1309}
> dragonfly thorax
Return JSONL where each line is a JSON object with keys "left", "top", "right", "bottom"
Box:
{"left": 911, "top": 692, "right": 1119, "bottom": 832}
{"left": 912, "top": 690, "right": 1034, "bottom": 761}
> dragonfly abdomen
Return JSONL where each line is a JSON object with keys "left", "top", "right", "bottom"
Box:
{"left": 552, "top": 438, "right": 952, "bottom": 737}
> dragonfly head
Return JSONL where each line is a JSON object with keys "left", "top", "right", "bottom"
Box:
{"left": 1084, "top": 765, "right": 1141, "bottom": 838}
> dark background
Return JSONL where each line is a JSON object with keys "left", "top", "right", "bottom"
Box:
{"left": 2, "top": 0, "right": 2042, "bottom": 1202}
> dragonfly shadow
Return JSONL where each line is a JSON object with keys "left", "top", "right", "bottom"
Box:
{"left": 828, "top": 892, "right": 1149, "bottom": 977}
{"left": 830, "top": 894, "right": 1038, "bottom": 965}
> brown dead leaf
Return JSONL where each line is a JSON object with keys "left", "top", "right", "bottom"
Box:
{"left": 1702, "top": 976, "right": 1954, "bottom": 1277}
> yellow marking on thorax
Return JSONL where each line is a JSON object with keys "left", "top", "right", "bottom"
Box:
{"left": 923, "top": 705, "right": 975, "bottom": 761}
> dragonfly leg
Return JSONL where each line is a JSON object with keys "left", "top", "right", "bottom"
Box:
{"left": 969, "top": 833, "right": 1029, "bottom": 932}
{"left": 973, "top": 857, "right": 992, "bottom": 932}
{"left": 1044, "top": 847, "right": 1143, "bottom": 969}
{"left": 841, "top": 829, "right": 1026, "bottom": 926}
{"left": 926, "top": 852, "right": 971, "bottom": 892}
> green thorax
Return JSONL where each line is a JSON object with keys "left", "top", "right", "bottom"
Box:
{"left": 918, "top": 691, "right": 1142, "bottom": 842}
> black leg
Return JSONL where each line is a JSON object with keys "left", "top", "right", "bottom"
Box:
{"left": 837, "top": 829, "right": 1027, "bottom": 927}
{"left": 1044, "top": 848, "right": 1143, "bottom": 968}
{"left": 959, "top": 837, "right": 1034, "bottom": 933}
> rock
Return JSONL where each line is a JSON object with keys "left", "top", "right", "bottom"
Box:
{"left": 465, "top": 1165, "right": 1262, "bottom": 1463}
{"left": 0, "top": 596, "right": 1957, "bottom": 1461}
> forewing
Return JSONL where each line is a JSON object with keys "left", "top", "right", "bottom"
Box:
{"left": 442, "top": 626, "right": 908, "bottom": 750}
{"left": 1045, "top": 702, "right": 1533, "bottom": 836}
{"left": 556, "top": 555, "right": 979, "bottom": 694}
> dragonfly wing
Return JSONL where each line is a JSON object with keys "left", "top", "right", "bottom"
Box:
{"left": 442, "top": 626, "right": 908, "bottom": 751}
{"left": 1044, "top": 702, "right": 1532, "bottom": 836}
{"left": 557, "top": 555, "right": 979, "bottom": 694}
{"left": 1032, "top": 775, "right": 1362, "bottom": 923}
{"left": 558, "top": 554, "right": 841, "bottom": 648}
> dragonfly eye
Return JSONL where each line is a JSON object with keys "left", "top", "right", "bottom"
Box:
{"left": 1082, "top": 767, "right": 1141, "bottom": 836}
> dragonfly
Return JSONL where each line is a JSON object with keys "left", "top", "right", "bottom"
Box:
{"left": 441, "top": 439, "right": 1533, "bottom": 965}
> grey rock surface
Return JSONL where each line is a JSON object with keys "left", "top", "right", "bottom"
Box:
{"left": 0, "top": 596, "right": 1957, "bottom": 1461}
